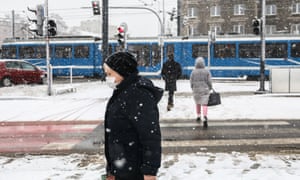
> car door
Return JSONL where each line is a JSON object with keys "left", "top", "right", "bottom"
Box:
{"left": 5, "top": 61, "right": 22, "bottom": 84}
{"left": 19, "top": 61, "right": 40, "bottom": 83}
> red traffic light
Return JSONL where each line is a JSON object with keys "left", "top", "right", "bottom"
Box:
{"left": 118, "top": 26, "right": 124, "bottom": 33}
{"left": 91, "top": 1, "right": 100, "bottom": 15}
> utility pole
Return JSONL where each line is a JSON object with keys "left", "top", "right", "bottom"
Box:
{"left": 257, "top": 0, "right": 266, "bottom": 93}
{"left": 45, "top": 0, "right": 52, "bottom": 96}
{"left": 12, "top": 10, "right": 15, "bottom": 38}
{"left": 102, "top": 0, "right": 109, "bottom": 80}
{"left": 162, "top": 0, "right": 165, "bottom": 35}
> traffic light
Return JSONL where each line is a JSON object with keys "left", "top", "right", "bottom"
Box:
{"left": 27, "top": 4, "right": 44, "bottom": 36}
{"left": 117, "top": 26, "right": 125, "bottom": 46}
{"left": 47, "top": 20, "right": 57, "bottom": 36}
{"left": 252, "top": 18, "right": 260, "bottom": 35}
{"left": 92, "top": 1, "right": 100, "bottom": 15}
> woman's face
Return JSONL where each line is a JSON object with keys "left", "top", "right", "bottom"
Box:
{"left": 103, "top": 63, "right": 124, "bottom": 84}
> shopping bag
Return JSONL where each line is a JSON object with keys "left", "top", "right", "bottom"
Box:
{"left": 208, "top": 90, "right": 221, "bottom": 106}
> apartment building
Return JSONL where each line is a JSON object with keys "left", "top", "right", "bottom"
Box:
{"left": 178, "top": 0, "right": 300, "bottom": 36}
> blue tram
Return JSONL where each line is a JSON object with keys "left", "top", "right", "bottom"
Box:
{"left": 0, "top": 36, "right": 103, "bottom": 77}
{"left": 1, "top": 35, "right": 300, "bottom": 79}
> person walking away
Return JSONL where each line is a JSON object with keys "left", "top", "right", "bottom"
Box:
{"left": 103, "top": 52, "right": 163, "bottom": 180}
{"left": 190, "top": 57, "right": 212, "bottom": 129}
{"left": 161, "top": 53, "right": 182, "bottom": 111}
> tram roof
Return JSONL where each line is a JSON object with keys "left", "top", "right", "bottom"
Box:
{"left": 2, "top": 34, "right": 300, "bottom": 45}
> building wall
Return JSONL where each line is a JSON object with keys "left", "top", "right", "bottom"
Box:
{"left": 179, "top": 0, "right": 300, "bottom": 36}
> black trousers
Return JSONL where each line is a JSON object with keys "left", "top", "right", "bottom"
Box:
{"left": 115, "top": 173, "right": 144, "bottom": 180}
{"left": 168, "top": 90, "right": 174, "bottom": 105}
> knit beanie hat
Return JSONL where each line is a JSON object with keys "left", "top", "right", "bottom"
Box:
{"left": 105, "top": 52, "right": 138, "bottom": 77}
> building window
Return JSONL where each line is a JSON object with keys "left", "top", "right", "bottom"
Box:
{"left": 292, "top": 3, "right": 300, "bottom": 14}
{"left": 291, "top": 24, "right": 300, "bottom": 34}
{"left": 234, "top": 4, "right": 245, "bottom": 15}
{"left": 189, "top": 26, "right": 194, "bottom": 36}
{"left": 266, "top": 4, "right": 277, "bottom": 15}
{"left": 265, "top": 25, "right": 276, "bottom": 34}
{"left": 210, "top": 25, "right": 222, "bottom": 34}
{"left": 210, "top": 6, "right": 221, "bottom": 17}
{"left": 188, "top": 7, "right": 198, "bottom": 18}
{"left": 233, "top": 24, "right": 245, "bottom": 34}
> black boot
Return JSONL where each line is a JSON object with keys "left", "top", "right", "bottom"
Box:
{"left": 196, "top": 117, "right": 201, "bottom": 122}
{"left": 203, "top": 116, "right": 208, "bottom": 129}
{"left": 167, "top": 104, "right": 172, "bottom": 111}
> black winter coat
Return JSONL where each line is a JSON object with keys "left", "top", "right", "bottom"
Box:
{"left": 104, "top": 74, "right": 163, "bottom": 179}
{"left": 162, "top": 59, "right": 182, "bottom": 91}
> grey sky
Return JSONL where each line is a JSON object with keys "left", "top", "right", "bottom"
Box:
{"left": 0, "top": 0, "right": 177, "bottom": 37}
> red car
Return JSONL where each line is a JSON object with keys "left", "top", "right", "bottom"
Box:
{"left": 0, "top": 59, "right": 46, "bottom": 87}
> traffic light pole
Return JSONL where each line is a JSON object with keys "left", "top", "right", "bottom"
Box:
{"left": 44, "top": 0, "right": 52, "bottom": 96}
{"left": 102, "top": 0, "right": 109, "bottom": 80}
{"left": 257, "top": 0, "right": 266, "bottom": 93}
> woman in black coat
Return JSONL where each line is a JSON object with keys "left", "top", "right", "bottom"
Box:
{"left": 103, "top": 52, "right": 163, "bottom": 180}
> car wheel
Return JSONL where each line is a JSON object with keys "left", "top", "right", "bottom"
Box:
{"left": 1, "top": 77, "right": 12, "bottom": 87}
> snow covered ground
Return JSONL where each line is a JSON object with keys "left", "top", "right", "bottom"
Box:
{"left": 0, "top": 79, "right": 299, "bottom": 179}
{"left": 0, "top": 152, "right": 299, "bottom": 179}
{"left": 0, "top": 79, "right": 300, "bottom": 121}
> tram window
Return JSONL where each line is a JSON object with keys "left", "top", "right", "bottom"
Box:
{"left": 214, "top": 44, "right": 235, "bottom": 58}
{"left": 166, "top": 44, "right": 174, "bottom": 57}
{"left": 5, "top": 61, "right": 20, "bottom": 69}
{"left": 74, "top": 45, "right": 89, "bottom": 58}
{"left": 192, "top": 44, "right": 207, "bottom": 58}
{"left": 36, "top": 46, "right": 46, "bottom": 58}
{"left": 239, "top": 43, "right": 261, "bottom": 58}
{"left": 291, "top": 43, "right": 300, "bottom": 57}
{"left": 1, "top": 46, "right": 16, "bottom": 59}
{"left": 127, "top": 44, "right": 150, "bottom": 67}
{"left": 266, "top": 43, "right": 287, "bottom": 58}
{"left": 20, "top": 46, "right": 35, "bottom": 58}
{"left": 55, "top": 46, "right": 72, "bottom": 58}
{"left": 152, "top": 44, "right": 161, "bottom": 66}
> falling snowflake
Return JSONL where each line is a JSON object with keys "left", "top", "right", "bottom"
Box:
{"left": 114, "top": 158, "right": 126, "bottom": 169}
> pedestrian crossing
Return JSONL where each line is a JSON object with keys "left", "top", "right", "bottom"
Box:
{"left": 160, "top": 120, "right": 290, "bottom": 128}
{"left": 0, "top": 120, "right": 298, "bottom": 154}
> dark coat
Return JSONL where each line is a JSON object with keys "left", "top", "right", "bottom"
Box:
{"left": 161, "top": 59, "right": 182, "bottom": 91}
{"left": 104, "top": 74, "right": 163, "bottom": 179}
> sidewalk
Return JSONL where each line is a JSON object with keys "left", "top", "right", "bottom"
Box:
{"left": 0, "top": 80, "right": 300, "bottom": 123}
